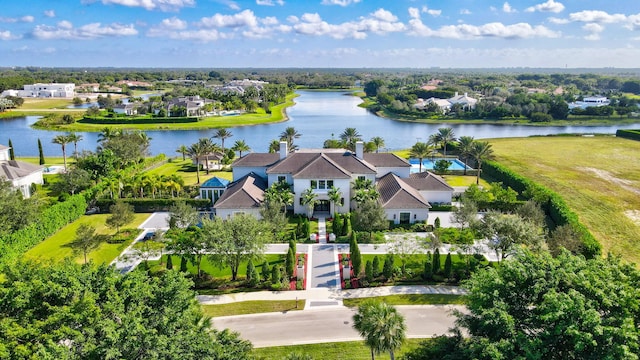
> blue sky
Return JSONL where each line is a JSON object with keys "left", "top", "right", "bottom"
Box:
{"left": 0, "top": 0, "right": 639, "bottom": 68}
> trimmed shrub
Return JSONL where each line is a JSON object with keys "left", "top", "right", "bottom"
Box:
{"left": 423, "top": 261, "right": 433, "bottom": 280}
{"left": 444, "top": 253, "right": 453, "bottom": 280}
{"left": 95, "top": 198, "right": 210, "bottom": 213}
{"left": 81, "top": 116, "right": 198, "bottom": 124}
{"left": 432, "top": 248, "right": 441, "bottom": 275}
{"left": 372, "top": 255, "right": 380, "bottom": 277}
{"left": 616, "top": 129, "right": 640, "bottom": 141}
{"left": 383, "top": 255, "right": 394, "bottom": 280}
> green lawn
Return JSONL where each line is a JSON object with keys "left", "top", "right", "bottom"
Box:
{"left": 342, "top": 294, "right": 466, "bottom": 307}
{"left": 489, "top": 136, "right": 640, "bottom": 263}
{"left": 24, "top": 213, "right": 149, "bottom": 264}
{"left": 443, "top": 174, "right": 491, "bottom": 188}
{"left": 253, "top": 339, "right": 424, "bottom": 359}
{"left": 16, "top": 157, "right": 70, "bottom": 167}
{"left": 146, "top": 159, "right": 232, "bottom": 186}
{"left": 201, "top": 300, "right": 303, "bottom": 317}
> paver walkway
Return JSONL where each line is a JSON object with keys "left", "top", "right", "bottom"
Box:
{"left": 317, "top": 216, "right": 327, "bottom": 244}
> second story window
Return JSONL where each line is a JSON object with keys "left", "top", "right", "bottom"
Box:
{"left": 310, "top": 179, "right": 334, "bottom": 190}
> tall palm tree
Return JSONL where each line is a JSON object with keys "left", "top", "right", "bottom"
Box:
{"left": 52, "top": 134, "right": 72, "bottom": 171}
{"left": 370, "top": 136, "right": 385, "bottom": 153}
{"left": 231, "top": 139, "right": 251, "bottom": 158}
{"left": 436, "top": 127, "right": 456, "bottom": 156}
{"left": 353, "top": 300, "right": 407, "bottom": 360}
{"left": 340, "top": 127, "right": 362, "bottom": 151}
{"left": 301, "top": 188, "right": 318, "bottom": 218}
{"left": 279, "top": 127, "right": 301, "bottom": 152}
{"left": 328, "top": 186, "right": 342, "bottom": 216}
{"left": 471, "top": 140, "right": 495, "bottom": 185}
{"left": 187, "top": 141, "right": 206, "bottom": 184}
{"left": 97, "top": 127, "right": 121, "bottom": 144}
{"left": 197, "top": 138, "right": 222, "bottom": 175}
{"left": 67, "top": 132, "right": 83, "bottom": 160}
{"left": 409, "top": 142, "right": 433, "bottom": 173}
{"left": 427, "top": 133, "right": 440, "bottom": 160}
{"left": 212, "top": 128, "right": 233, "bottom": 152}
{"left": 457, "top": 136, "right": 475, "bottom": 175}
{"left": 176, "top": 144, "right": 189, "bottom": 161}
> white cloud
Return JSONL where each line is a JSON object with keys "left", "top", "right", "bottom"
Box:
{"left": 628, "top": 14, "right": 640, "bottom": 31}
{"left": 81, "top": 0, "right": 195, "bottom": 12}
{"left": 371, "top": 9, "right": 397, "bottom": 23}
{"left": 0, "top": 16, "right": 35, "bottom": 23}
{"left": 503, "top": 2, "right": 517, "bottom": 13}
{"left": 287, "top": 15, "right": 299, "bottom": 23}
{"left": 261, "top": 16, "right": 279, "bottom": 26}
{"left": 147, "top": 28, "right": 223, "bottom": 42}
{"left": 21, "top": 16, "right": 35, "bottom": 23}
{"left": 460, "top": 9, "right": 471, "bottom": 15}
{"left": 582, "top": 23, "right": 603, "bottom": 41}
{"left": 32, "top": 21, "right": 138, "bottom": 39}
{"left": 408, "top": 7, "right": 420, "bottom": 19}
{"left": 569, "top": 10, "right": 626, "bottom": 24}
{"left": 159, "top": 17, "right": 187, "bottom": 29}
{"left": 44, "top": 10, "right": 56, "bottom": 18}
{"left": 408, "top": 19, "right": 560, "bottom": 39}
{"left": 292, "top": 10, "right": 405, "bottom": 39}
{"left": 525, "top": 0, "right": 565, "bottom": 13}
{"left": 0, "top": 31, "right": 21, "bottom": 40}
{"left": 199, "top": 9, "right": 259, "bottom": 28}
{"left": 320, "top": 0, "right": 361, "bottom": 6}
{"left": 548, "top": 17, "right": 569, "bottom": 25}
{"left": 421, "top": 6, "right": 441, "bottom": 17}
{"left": 256, "top": 0, "right": 284, "bottom": 5}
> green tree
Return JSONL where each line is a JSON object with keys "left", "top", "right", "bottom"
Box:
{"left": 168, "top": 200, "right": 200, "bottom": 229}
{"left": 301, "top": 188, "right": 318, "bottom": 218}
{"left": 7, "top": 139, "right": 15, "bottom": 160}
{"left": 279, "top": 126, "right": 301, "bottom": 152}
{"left": 352, "top": 198, "right": 388, "bottom": 241}
{"left": 37, "top": 138, "right": 44, "bottom": 165}
{"left": 350, "top": 234, "right": 362, "bottom": 277}
{"left": 212, "top": 128, "right": 233, "bottom": 152}
{"left": 105, "top": 201, "right": 134, "bottom": 233}
{"left": 370, "top": 136, "right": 385, "bottom": 153}
{"left": 246, "top": 259, "right": 258, "bottom": 286}
{"left": 423, "top": 260, "right": 433, "bottom": 280}
{"left": 443, "top": 252, "right": 453, "bottom": 280}
{"left": 67, "top": 132, "right": 83, "bottom": 160}
{"left": 372, "top": 255, "right": 381, "bottom": 277}
{"left": 383, "top": 254, "right": 394, "bottom": 280}
{"left": 231, "top": 139, "right": 251, "bottom": 158}
{"left": 285, "top": 247, "right": 295, "bottom": 278}
{"left": 470, "top": 141, "right": 494, "bottom": 185}
{"left": 131, "top": 237, "right": 165, "bottom": 268}
{"left": 475, "top": 211, "right": 542, "bottom": 261}
{"left": 340, "top": 127, "right": 362, "bottom": 151}
{"left": 176, "top": 144, "right": 189, "bottom": 161}
{"left": 261, "top": 261, "right": 270, "bottom": 281}
{"left": 365, "top": 260, "right": 374, "bottom": 282}
{"left": 203, "top": 214, "right": 271, "bottom": 281}
{"left": 457, "top": 135, "right": 474, "bottom": 175}
{"left": 433, "top": 159, "right": 452, "bottom": 174}
{"left": 52, "top": 133, "right": 72, "bottom": 171}
{"left": 328, "top": 186, "right": 342, "bottom": 216}
{"left": 409, "top": 142, "right": 434, "bottom": 173}
{"left": 432, "top": 248, "right": 441, "bottom": 275}
{"left": 186, "top": 140, "right": 206, "bottom": 184}
{"left": 352, "top": 300, "right": 407, "bottom": 360}
{"left": 436, "top": 127, "right": 456, "bottom": 156}
{"left": 52, "top": 167, "right": 92, "bottom": 195}
{"left": 69, "top": 223, "right": 99, "bottom": 264}
{"left": 166, "top": 254, "right": 173, "bottom": 270}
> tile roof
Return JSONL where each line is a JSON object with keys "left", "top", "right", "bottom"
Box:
{"left": 376, "top": 172, "right": 430, "bottom": 209}
{"left": 267, "top": 153, "right": 353, "bottom": 178}
{"left": 363, "top": 153, "right": 411, "bottom": 168}
{"left": 0, "top": 160, "right": 43, "bottom": 180}
{"left": 232, "top": 153, "right": 280, "bottom": 167}
{"left": 407, "top": 172, "right": 454, "bottom": 191}
{"left": 213, "top": 173, "right": 266, "bottom": 209}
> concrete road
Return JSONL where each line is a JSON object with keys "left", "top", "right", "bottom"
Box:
{"left": 212, "top": 305, "right": 461, "bottom": 348}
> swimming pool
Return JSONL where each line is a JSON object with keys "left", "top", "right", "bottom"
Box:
{"left": 409, "top": 158, "right": 472, "bottom": 172}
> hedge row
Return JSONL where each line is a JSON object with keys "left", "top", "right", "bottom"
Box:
{"left": 80, "top": 116, "right": 199, "bottom": 124}
{"left": 482, "top": 161, "right": 601, "bottom": 258}
{"left": 95, "top": 198, "right": 211, "bottom": 213}
{"left": 616, "top": 129, "right": 640, "bottom": 141}
{"left": 0, "top": 194, "right": 87, "bottom": 267}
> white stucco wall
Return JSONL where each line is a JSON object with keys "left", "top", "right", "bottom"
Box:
{"left": 375, "top": 166, "right": 410, "bottom": 178}
{"left": 419, "top": 190, "right": 453, "bottom": 204}
{"left": 384, "top": 208, "right": 429, "bottom": 225}
{"left": 10, "top": 170, "right": 43, "bottom": 199}
{"left": 292, "top": 178, "right": 351, "bottom": 215}
{"left": 0, "top": 149, "right": 9, "bottom": 161}
{"left": 214, "top": 208, "right": 262, "bottom": 220}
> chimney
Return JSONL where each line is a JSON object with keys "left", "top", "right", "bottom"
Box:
{"left": 279, "top": 141, "right": 288, "bottom": 160}
{"left": 355, "top": 141, "right": 364, "bottom": 159}
{"left": 464, "top": 92, "right": 468, "bottom": 97}
{"left": 454, "top": 91, "right": 459, "bottom": 97}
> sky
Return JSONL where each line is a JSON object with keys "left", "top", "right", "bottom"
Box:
{"left": 0, "top": 0, "right": 639, "bottom": 68}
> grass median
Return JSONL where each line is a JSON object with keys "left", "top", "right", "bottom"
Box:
{"left": 202, "top": 300, "right": 303, "bottom": 317}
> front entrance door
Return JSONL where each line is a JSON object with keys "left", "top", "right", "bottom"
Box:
{"left": 399, "top": 212, "right": 411, "bottom": 224}
{"left": 314, "top": 200, "right": 330, "bottom": 212}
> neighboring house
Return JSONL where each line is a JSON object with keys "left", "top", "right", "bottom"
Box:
{"left": 199, "top": 177, "right": 230, "bottom": 205}
{"left": 214, "top": 141, "right": 453, "bottom": 224}
{"left": 0, "top": 144, "right": 44, "bottom": 198}
{"left": 113, "top": 103, "right": 138, "bottom": 116}
{"left": 568, "top": 96, "right": 611, "bottom": 109}
{"left": 448, "top": 92, "right": 478, "bottom": 109}
{"left": 166, "top": 99, "right": 202, "bottom": 116}
{"left": 193, "top": 152, "right": 224, "bottom": 171}
{"left": 17, "top": 83, "right": 75, "bottom": 98}
{"left": 77, "top": 83, "right": 100, "bottom": 92}
{"left": 414, "top": 92, "right": 478, "bottom": 112}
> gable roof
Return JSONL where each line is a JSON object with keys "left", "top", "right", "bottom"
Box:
{"left": 0, "top": 160, "right": 43, "bottom": 180}
{"left": 232, "top": 153, "right": 280, "bottom": 167}
{"left": 267, "top": 153, "right": 353, "bottom": 179}
{"left": 200, "top": 177, "right": 230, "bottom": 188}
{"left": 376, "top": 172, "right": 430, "bottom": 209}
{"left": 213, "top": 173, "right": 266, "bottom": 209}
{"left": 363, "top": 153, "right": 411, "bottom": 168}
{"left": 0, "top": 144, "right": 9, "bottom": 151}
{"left": 407, "top": 172, "right": 454, "bottom": 191}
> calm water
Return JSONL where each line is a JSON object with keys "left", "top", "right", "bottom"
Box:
{"left": 3, "top": 90, "right": 640, "bottom": 157}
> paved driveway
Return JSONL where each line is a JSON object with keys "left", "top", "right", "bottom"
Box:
{"left": 138, "top": 212, "right": 170, "bottom": 230}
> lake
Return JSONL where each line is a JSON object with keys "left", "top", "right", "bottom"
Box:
{"left": 2, "top": 90, "right": 640, "bottom": 157}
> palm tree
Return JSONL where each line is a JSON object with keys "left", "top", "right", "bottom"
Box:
{"left": 279, "top": 127, "right": 301, "bottom": 152}
{"left": 471, "top": 140, "right": 495, "bottom": 185}
{"left": 231, "top": 139, "right": 251, "bottom": 158}
{"left": 340, "top": 127, "right": 362, "bottom": 151}
{"left": 409, "top": 142, "right": 433, "bottom": 173}
{"left": 67, "top": 132, "right": 83, "bottom": 160}
{"left": 268, "top": 139, "right": 281, "bottom": 153}
{"left": 328, "top": 186, "right": 342, "bottom": 216}
{"left": 301, "top": 188, "right": 318, "bottom": 218}
{"left": 176, "top": 144, "right": 189, "bottom": 161}
{"left": 212, "top": 128, "right": 233, "bottom": 152}
{"left": 353, "top": 300, "right": 406, "bottom": 360}
{"left": 187, "top": 141, "right": 206, "bottom": 184}
{"left": 52, "top": 134, "right": 72, "bottom": 171}
{"left": 370, "top": 136, "right": 385, "bottom": 153}
{"left": 97, "top": 127, "right": 120, "bottom": 144}
{"left": 436, "top": 127, "right": 456, "bottom": 156}
{"left": 197, "top": 138, "right": 222, "bottom": 175}
{"left": 457, "top": 136, "right": 475, "bottom": 175}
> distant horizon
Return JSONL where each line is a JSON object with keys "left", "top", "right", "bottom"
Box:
{"left": 1, "top": 1, "right": 639, "bottom": 68}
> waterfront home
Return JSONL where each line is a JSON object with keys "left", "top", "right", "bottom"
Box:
{"left": 0, "top": 144, "right": 44, "bottom": 198}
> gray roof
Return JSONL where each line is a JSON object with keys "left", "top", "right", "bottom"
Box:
{"left": 376, "top": 172, "right": 430, "bottom": 209}
{"left": 266, "top": 151, "right": 376, "bottom": 177}
{"left": 213, "top": 173, "right": 266, "bottom": 209}
{"left": 232, "top": 153, "right": 280, "bottom": 167}
{"left": 0, "top": 144, "right": 9, "bottom": 151}
{"left": 0, "top": 160, "right": 43, "bottom": 180}
{"left": 363, "top": 153, "right": 411, "bottom": 168}
{"left": 408, "top": 172, "right": 454, "bottom": 191}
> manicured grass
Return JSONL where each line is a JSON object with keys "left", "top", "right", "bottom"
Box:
{"left": 442, "top": 174, "right": 490, "bottom": 188}
{"left": 24, "top": 213, "right": 149, "bottom": 264}
{"left": 342, "top": 294, "right": 466, "bottom": 307}
{"left": 253, "top": 339, "right": 424, "bottom": 359}
{"left": 145, "top": 159, "right": 232, "bottom": 186}
{"left": 16, "top": 156, "right": 69, "bottom": 166}
{"left": 148, "top": 254, "right": 284, "bottom": 279}
{"left": 489, "top": 136, "right": 640, "bottom": 263}
{"left": 21, "top": 98, "right": 75, "bottom": 109}
{"left": 201, "top": 300, "right": 303, "bottom": 317}
{"left": 36, "top": 93, "right": 298, "bottom": 132}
